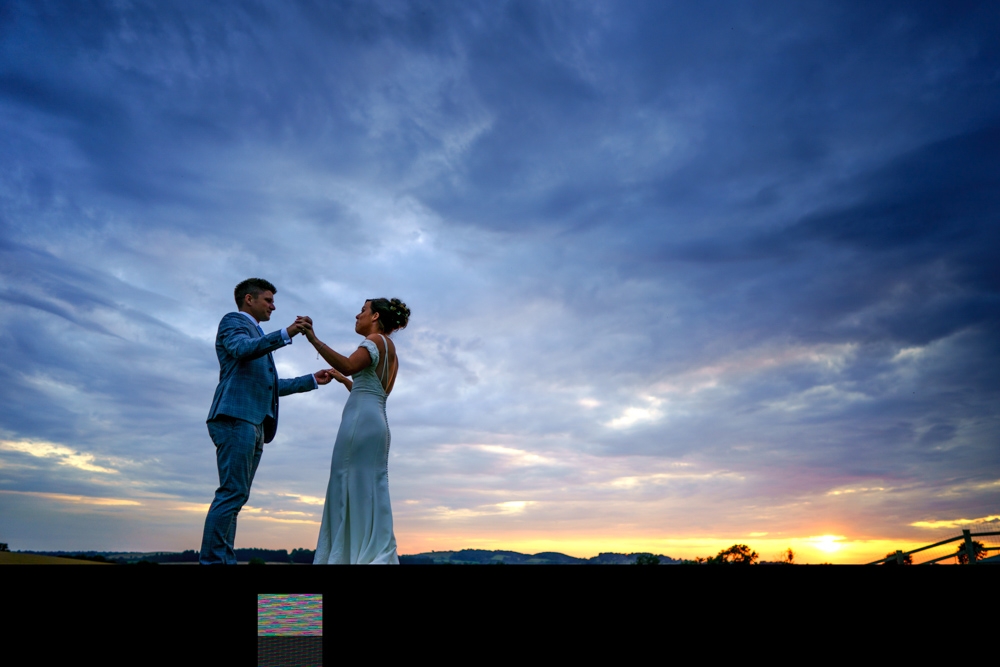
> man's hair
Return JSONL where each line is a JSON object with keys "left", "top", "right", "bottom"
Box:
{"left": 234, "top": 278, "right": 277, "bottom": 307}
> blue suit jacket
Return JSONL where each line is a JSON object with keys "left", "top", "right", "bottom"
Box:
{"left": 207, "top": 312, "right": 316, "bottom": 443}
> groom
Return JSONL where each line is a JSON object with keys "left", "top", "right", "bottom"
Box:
{"left": 200, "top": 278, "right": 334, "bottom": 565}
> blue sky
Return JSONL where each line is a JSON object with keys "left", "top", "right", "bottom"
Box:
{"left": 1, "top": 0, "right": 998, "bottom": 562}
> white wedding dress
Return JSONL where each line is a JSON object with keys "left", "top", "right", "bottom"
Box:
{"left": 314, "top": 336, "right": 398, "bottom": 564}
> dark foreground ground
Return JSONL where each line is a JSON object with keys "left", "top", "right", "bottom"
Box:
{"left": 4, "top": 564, "right": 989, "bottom": 659}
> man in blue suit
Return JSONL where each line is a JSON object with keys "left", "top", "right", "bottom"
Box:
{"left": 200, "top": 277, "right": 334, "bottom": 565}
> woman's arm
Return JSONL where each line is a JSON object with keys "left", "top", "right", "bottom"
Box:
{"left": 305, "top": 328, "right": 372, "bottom": 376}
{"left": 330, "top": 368, "right": 352, "bottom": 392}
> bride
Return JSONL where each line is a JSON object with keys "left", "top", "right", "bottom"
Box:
{"left": 305, "top": 298, "right": 409, "bottom": 564}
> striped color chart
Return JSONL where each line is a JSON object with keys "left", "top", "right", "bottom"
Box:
{"left": 257, "top": 594, "right": 323, "bottom": 636}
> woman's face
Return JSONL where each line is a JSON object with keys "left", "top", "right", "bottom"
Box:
{"left": 355, "top": 301, "right": 378, "bottom": 333}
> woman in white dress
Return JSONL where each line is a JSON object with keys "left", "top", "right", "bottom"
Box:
{"left": 305, "top": 298, "right": 409, "bottom": 565}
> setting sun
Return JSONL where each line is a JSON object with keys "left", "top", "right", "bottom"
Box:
{"left": 807, "top": 535, "right": 845, "bottom": 553}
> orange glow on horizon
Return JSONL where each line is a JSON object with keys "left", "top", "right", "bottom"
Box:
{"left": 227, "top": 519, "right": 941, "bottom": 564}
{"left": 392, "top": 535, "right": 919, "bottom": 564}
{"left": 6, "top": 488, "right": 960, "bottom": 562}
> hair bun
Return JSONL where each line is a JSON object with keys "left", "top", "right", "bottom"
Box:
{"left": 368, "top": 297, "right": 410, "bottom": 334}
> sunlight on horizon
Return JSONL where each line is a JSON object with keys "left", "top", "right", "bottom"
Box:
{"left": 220, "top": 520, "right": 945, "bottom": 564}
{"left": 808, "top": 535, "right": 845, "bottom": 553}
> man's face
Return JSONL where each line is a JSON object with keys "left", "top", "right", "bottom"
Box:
{"left": 243, "top": 290, "right": 276, "bottom": 322}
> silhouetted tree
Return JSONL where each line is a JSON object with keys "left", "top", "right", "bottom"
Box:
{"left": 765, "top": 548, "right": 795, "bottom": 564}
{"left": 882, "top": 551, "right": 912, "bottom": 565}
{"left": 291, "top": 548, "right": 316, "bottom": 564}
{"left": 680, "top": 556, "right": 707, "bottom": 564}
{"left": 709, "top": 544, "right": 758, "bottom": 565}
{"left": 235, "top": 548, "right": 289, "bottom": 562}
{"left": 635, "top": 553, "right": 660, "bottom": 565}
{"left": 956, "top": 540, "right": 986, "bottom": 564}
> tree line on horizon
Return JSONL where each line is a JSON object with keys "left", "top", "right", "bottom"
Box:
{"left": 23, "top": 548, "right": 317, "bottom": 565}
{"left": 20, "top": 544, "right": 792, "bottom": 565}
{"left": 44, "top": 542, "right": 997, "bottom": 565}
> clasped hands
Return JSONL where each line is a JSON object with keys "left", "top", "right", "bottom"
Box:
{"left": 315, "top": 367, "right": 349, "bottom": 386}
{"left": 287, "top": 316, "right": 338, "bottom": 386}
{"left": 286, "top": 315, "right": 313, "bottom": 338}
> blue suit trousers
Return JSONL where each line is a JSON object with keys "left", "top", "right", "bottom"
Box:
{"left": 199, "top": 416, "right": 265, "bottom": 565}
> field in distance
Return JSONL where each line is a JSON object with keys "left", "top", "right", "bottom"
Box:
{"left": 0, "top": 552, "right": 110, "bottom": 565}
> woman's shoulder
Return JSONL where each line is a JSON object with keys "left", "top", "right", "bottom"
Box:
{"left": 365, "top": 333, "right": 395, "bottom": 355}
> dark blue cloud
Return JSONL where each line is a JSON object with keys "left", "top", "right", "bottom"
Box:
{"left": 0, "top": 0, "right": 998, "bottom": 557}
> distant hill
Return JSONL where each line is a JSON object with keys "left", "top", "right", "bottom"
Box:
{"left": 0, "top": 552, "right": 110, "bottom": 565}
{"left": 23, "top": 550, "right": 198, "bottom": 564}
{"left": 12, "top": 548, "right": 680, "bottom": 564}
{"left": 399, "top": 549, "right": 680, "bottom": 565}
{"left": 19, "top": 548, "right": 311, "bottom": 564}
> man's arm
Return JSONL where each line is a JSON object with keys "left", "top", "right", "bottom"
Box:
{"left": 277, "top": 370, "right": 332, "bottom": 396}
{"left": 218, "top": 314, "right": 297, "bottom": 361}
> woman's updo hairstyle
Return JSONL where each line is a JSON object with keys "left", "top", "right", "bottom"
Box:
{"left": 368, "top": 298, "right": 410, "bottom": 334}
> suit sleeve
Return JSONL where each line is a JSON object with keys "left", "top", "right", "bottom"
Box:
{"left": 218, "top": 314, "right": 288, "bottom": 361}
{"left": 278, "top": 374, "right": 317, "bottom": 397}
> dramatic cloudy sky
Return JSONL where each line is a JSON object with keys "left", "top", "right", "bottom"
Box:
{"left": 1, "top": 1, "right": 998, "bottom": 563}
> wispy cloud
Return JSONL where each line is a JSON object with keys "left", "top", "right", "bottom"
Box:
{"left": 911, "top": 515, "right": 1000, "bottom": 530}
{"left": 0, "top": 439, "right": 119, "bottom": 474}
{"left": 0, "top": 490, "right": 140, "bottom": 506}
{"left": 0, "top": 0, "right": 998, "bottom": 560}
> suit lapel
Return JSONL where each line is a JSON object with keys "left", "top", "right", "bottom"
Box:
{"left": 255, "top": 321, "right": 277, "bottom": 375}
{"left": 246, "top": 316, "right": 276, "bottom": 366}
{"left": 247, "top": 318, "right": 278, "bottom": 412}
{"left": 240, "top": 315, "right": 278, "bottom": 374}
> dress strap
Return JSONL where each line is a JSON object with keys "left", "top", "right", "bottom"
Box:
{"left": 378, "top": 334, "right": 390, "bottom": 387}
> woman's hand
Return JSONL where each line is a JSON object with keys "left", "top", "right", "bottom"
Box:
{"left": 329, "top": 368, "right": 349, "bottom": 384}
{"left": 314, "top": 369, "right": 335, "bottom": 385}
{"left": 305, "top": 326, "right": 318, "bottom": 344}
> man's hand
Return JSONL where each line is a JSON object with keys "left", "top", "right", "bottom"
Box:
{"left": 287, "top": 316, "right": 312, "bottom": 338}
{"left": 300, "top": 316, "right": 319, "bottom": 343}
{"left": 314, "top": 369, "right": 336, "bottom": 385}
